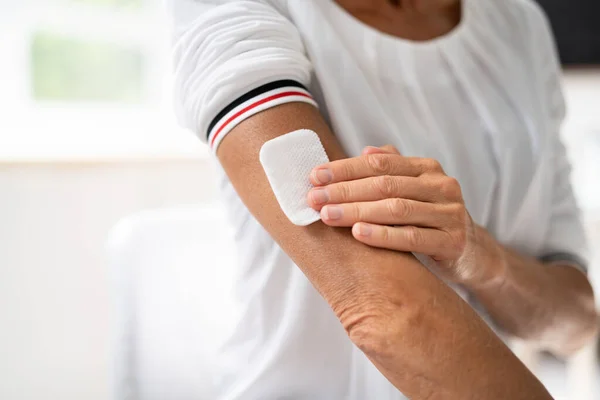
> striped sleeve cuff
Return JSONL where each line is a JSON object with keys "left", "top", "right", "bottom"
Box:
{"left": 539, "top": 252, "right": 588, "bottom": 274}
{"left": 206, "top": 79, "right": 318, "bottom": 151}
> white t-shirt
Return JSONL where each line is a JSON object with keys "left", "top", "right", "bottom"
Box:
{"left": 168, "top": 0, "right": 588, "bottom": 398}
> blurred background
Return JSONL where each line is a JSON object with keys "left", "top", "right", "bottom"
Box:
{"left": 0, "top": 0, "right": 599, "bottom": 399}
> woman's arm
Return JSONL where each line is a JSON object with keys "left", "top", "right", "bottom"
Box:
{"left": 219, "top": 102, "right": 551, "bottom": 398}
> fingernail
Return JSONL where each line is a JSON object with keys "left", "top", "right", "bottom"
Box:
{"left": 310, "top": 188, "right": 329, "bottom": 205}
{"left": 322, "top": 205, "right": 342, "bottom": 220}
{"left": 354, "top": 223, "right": 372, "bottom": 237}
{"left": 313, "top": 168, "right": 332, "bottom": 184}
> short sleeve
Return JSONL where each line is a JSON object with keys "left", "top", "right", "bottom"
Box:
{"left": 169, "top": 0, "right": 317, "bottom": 152}
{"left": 526, "top": 1, "right": 589, "bottom": 272}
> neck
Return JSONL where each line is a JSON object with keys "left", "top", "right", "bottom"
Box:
{"left": 335, "top": 0, "right": 462, "bottom": 42}
{"left": 336, "top": 0, "right": 459, "bottom": 15}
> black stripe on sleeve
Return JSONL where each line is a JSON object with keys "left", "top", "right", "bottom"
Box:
{"left": 206, "top": 79, "right": 309, "bottom": 140}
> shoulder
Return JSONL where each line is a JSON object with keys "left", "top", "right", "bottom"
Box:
{"left": 472, "top": 0, "right": 556, "bottom": 66}
{"left": 166, "top": 0, "right": 291, "bottom": 24}
{"left": 481, "top": 0, "right": 553, "bottom": 38}
{"left": 505, "top": 0, "right": 559, "bottom": 67}
{"left": 507, "top": 0, "right": 551, "bottom": 24}
{"left": 166, "top": 0, "right": 296, "bottom": 45}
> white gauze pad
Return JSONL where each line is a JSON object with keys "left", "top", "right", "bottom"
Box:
{"left": 260, "top": 129, "right": 330, "bottom": 226}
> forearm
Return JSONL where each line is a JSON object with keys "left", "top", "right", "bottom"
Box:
{"left": 256, "top": 218, "right": 547, "bottom": 399}
{"left": 260, "top": 223, "right": 548, "bottom": 399}
{"left": 469, "top": 226, "right": 598, "bottom": 355}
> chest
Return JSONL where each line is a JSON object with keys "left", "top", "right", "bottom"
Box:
{"left": 379, "top": 59, "right": 537, "bottom": 223}
{"left": 292, "top": 0, "right": 552, "bottom": 239}
{"left": 314, "top": 42, "right": 538, "bottom": 227}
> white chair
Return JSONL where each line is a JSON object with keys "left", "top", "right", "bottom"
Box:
{"left": 107, "top": 206, "right": 237, "bottom": 400}
{"left": 108, "top": 206, "right": 598, "bottom": 400}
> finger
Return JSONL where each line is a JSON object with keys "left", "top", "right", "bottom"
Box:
{"left": 352, "top": 223, "right": 454, "bottom": 259}
{"left": 320, "top": 199, "right": 455, "bottom": 229}
{"left": 307, "top": 176, "right": 441, "bottom": 210}
{"left": 311, "top": 154, "right": 435, "bottom": 186}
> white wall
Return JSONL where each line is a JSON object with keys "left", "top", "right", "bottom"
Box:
{"left": 0, "top": 156, "right": 216, "bottom": 400}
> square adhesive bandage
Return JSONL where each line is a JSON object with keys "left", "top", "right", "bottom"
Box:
{"left": 259, "top": 129, "right": 330, "bottom": 226}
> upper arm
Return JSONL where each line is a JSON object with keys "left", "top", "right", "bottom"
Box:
{"left": 218, "top": 102, "right": 399, "bottom": 309}
{"left": 171, "top": 0, "right": 313, "bottom": 151}
{"left": 169, "top": 0, "right": 421, "bottom": 312}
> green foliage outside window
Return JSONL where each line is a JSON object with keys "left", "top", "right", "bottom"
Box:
{"left": 31, "top": 32, "right": 144, "bottom": 103}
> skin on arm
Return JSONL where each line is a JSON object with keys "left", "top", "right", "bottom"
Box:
{"left": 217, "top": 102, "right": 552, "bottom": 399}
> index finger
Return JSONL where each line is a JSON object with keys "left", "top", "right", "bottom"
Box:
{"left": 310, "top": 154, "right": 426, "bottom": 186}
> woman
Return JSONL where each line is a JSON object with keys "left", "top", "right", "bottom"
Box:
{"left": 169, "top": 0, "right": 597, "bottom": 398}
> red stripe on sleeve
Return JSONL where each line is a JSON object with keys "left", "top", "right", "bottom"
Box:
{"left": 210, "top": 91, "right": 313, "bottom": 148}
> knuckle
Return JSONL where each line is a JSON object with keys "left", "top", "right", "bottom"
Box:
{"left": 368, "top": 154, "right": 392, "bottom": 175}
{"left": 353, "top": 204, "right": 365, "bottom": 221}
{"left": 388, "top": 198, "right": 410, "bottom": 220}
{"left": 375, "top": 175, "right": 397, "bottom": 197}
{"left": 439, "top": 177, "right": 463, "bottom": 199}
{"left": 451, "top": 229, "right": 468, "bottom": 256}
{"left": 340, "top": 163, "right": 355, "bottom": 180}
{"left": 405, "top": 226, "right": 423, "bottom": 247}
{"left": 448, "top": 203, "right": 467, "bottom": 226}
{"left": 423, "top": 158, "right": 443, "bottom": 173}
{"left": 335, "top": 183, "right": 351, "bottom": 201}
{"left": 379, "top": 226, "right": 391, "bottom": 243}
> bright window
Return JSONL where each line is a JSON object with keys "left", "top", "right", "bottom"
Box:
{"left": 0, "top": 0, "right": 203, "bottom": 160}
{"left": 31, "top": 32, "right": 144, "bottom": 103}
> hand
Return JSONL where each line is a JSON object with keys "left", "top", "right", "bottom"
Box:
{"left": 307, "top": 145, "right": 506, "bottom": 287}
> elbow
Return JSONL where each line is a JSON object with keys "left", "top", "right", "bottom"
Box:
{"left": 337, "top": 297, "right": 422, "bottom": 362}
{"left": 347, "top": 319, "right": 394, "bottom": 361}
